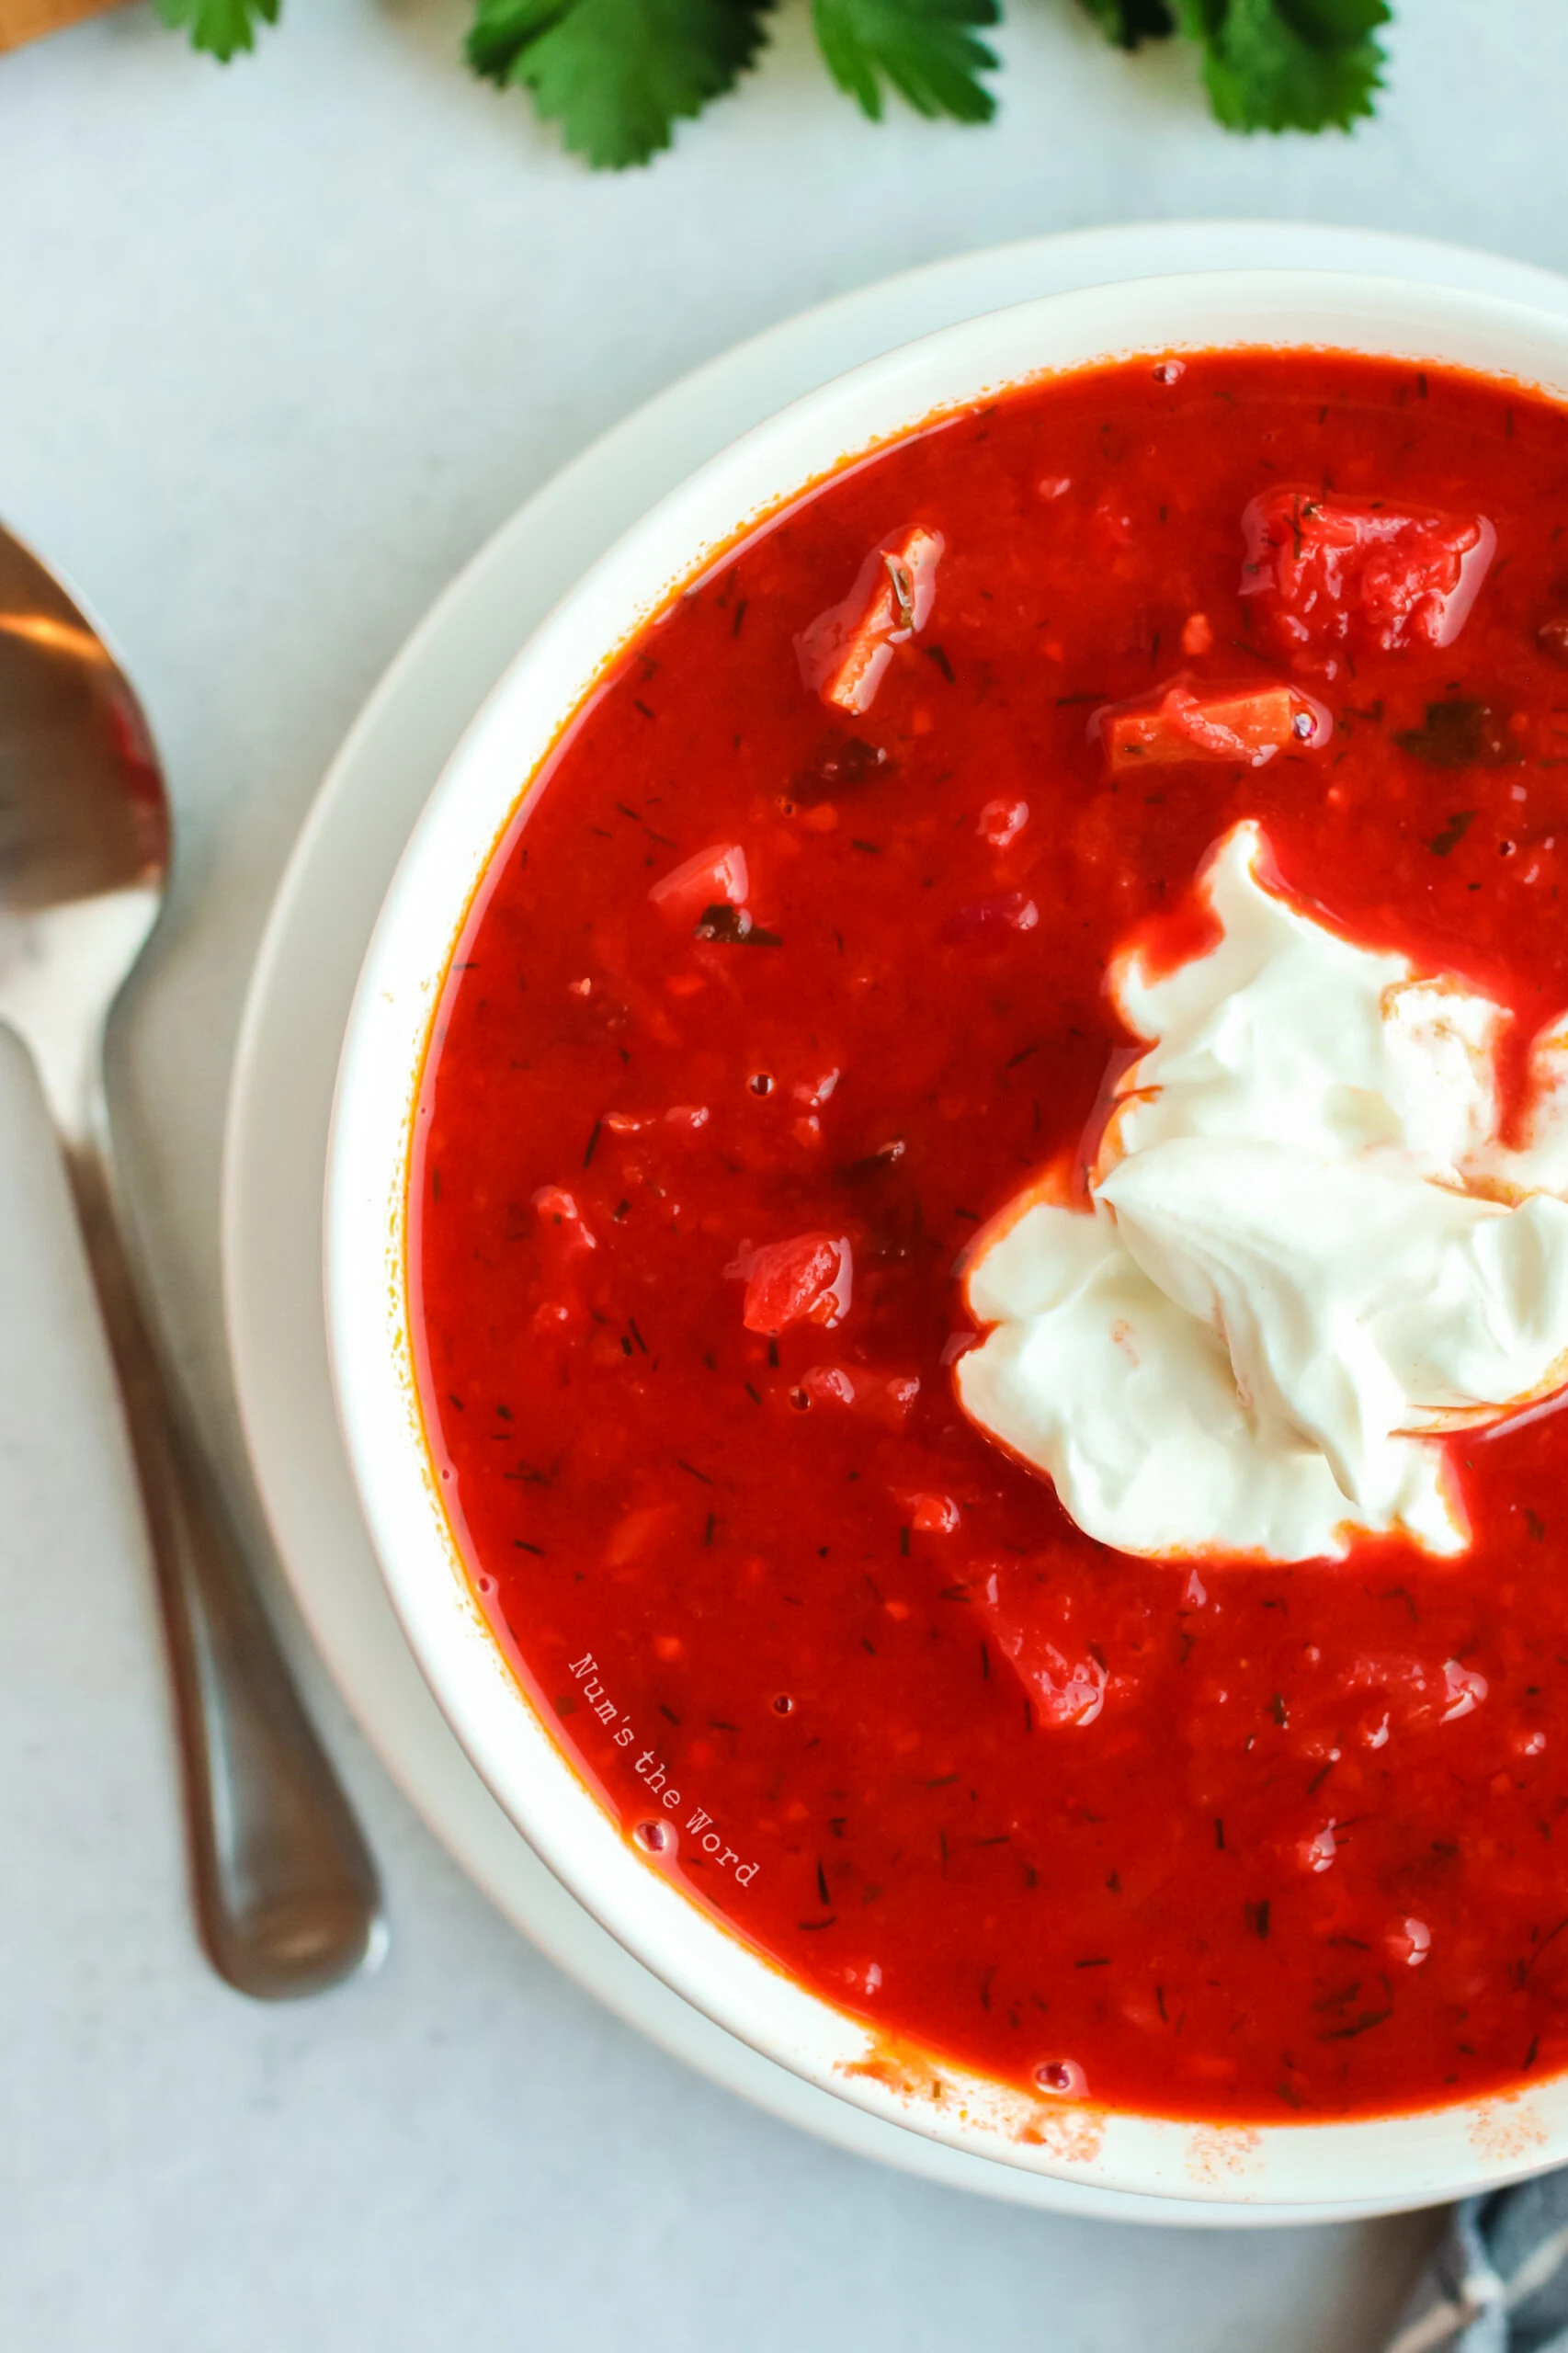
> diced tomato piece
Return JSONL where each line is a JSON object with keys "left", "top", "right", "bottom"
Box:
{"left": 941, "top": 890, "right": 1040, "bottom": 943}
{"left": 982, "top": 1594, "right": 1108, "bottom": 1726}
{"left": 1341, "top": 1654, "right": 1489, "bottom": 1736}
{"left": 1099, "top": 679, "right": 1329, "bottom": 772}
{"left": 532, "top": 1185, "right": 596, "bottom": 1254}
{"left": 604, "top": 1503, "right": 677, "bottom": 1566}
{"left": 529, "top": 1185, "right": 597, "bottom": 1330}
{"left": 796, "top": 528, "right": 944, "bottom": 716}
{"left": 737, "top": 1232, "right": 853, "bottom": 1333}
{"left": 999, "top": 1631, "right": 1107, "bottom": 1727}
{"left": 649, "top": 842, "right": 749, "bottom": 923}
{"left": 791, "top": 1066, "right": 840, "bottom": 1110}
{"left": 1386, "top": 1918, "right": 1432, "bottom": 1969}
{"left": 608, "top": 1104, "right": 711, "bottom": 1135}
{"left": 971, "top": 1557, "right": 1130, "bottom": 1728}
{"left": 903, "top": 1491, "right": 960, "bottom": 1534}
{"left": 796, "top": 1362, "right": 918, "bottom": 1428}
{"left": 1242, "top": 487, "right": 1495, "bottom": 661}
{"left": 991, "top": 1625, "right": 1108, "bottom": 1725}
{"left": 977, "top": 798, "right": 1029, "bottom": 847}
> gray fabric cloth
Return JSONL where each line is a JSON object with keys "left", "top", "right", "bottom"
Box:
{"left": 1389, "top": 2181, "right": 1568, "bottom": 2353}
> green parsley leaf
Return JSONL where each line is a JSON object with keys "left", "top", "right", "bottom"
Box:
{"left": 1078, "top": 0, "right": 1176, "bottom": 48}
{"left": 812, "top": 0, "right": 1000, "bottom": 123}
{"left": 153, "top": 0, "right": 278, "bottom": 61}
{"left": 466, "top": 0, "right": 773, "bottom": 168}
{"left": 1178, "top": 0, "right": 1389, "bottom": 132}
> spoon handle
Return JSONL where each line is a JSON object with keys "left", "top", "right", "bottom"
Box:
{"left": 62, "top": 1129, "right": 385, "bottom": 1999}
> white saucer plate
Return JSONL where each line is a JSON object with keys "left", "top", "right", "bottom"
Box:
{"left": 223, "top": 220, "right": 1568, "bottom": 2225}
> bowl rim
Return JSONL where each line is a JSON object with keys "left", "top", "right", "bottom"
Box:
{"left": 325, "top": 266, "right": 1568, "bottom": 2209}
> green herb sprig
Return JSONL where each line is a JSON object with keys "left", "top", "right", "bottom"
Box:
{"left": 154, "top": 0, "right": 1393, "bottom": 164}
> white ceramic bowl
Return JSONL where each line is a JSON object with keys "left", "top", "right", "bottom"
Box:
{"left": 327, "top": 269, "right": 1568, "bottom": 2211}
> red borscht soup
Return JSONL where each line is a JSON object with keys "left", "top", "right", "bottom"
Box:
{"left": 412, "top": 351, "right": 1568, "bottom": 2123}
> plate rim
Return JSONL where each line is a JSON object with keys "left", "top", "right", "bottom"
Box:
{"left": 222, "top": 218, "right": 1568, "bottom": 2227}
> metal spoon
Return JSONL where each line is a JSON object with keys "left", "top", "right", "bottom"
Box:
{"left": 0, "top": 520, "right": 383, "bottom": 1997}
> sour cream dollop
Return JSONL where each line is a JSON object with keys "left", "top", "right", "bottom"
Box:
{"left": 955, "top": 821, "right": 1568, "bottom": 1563}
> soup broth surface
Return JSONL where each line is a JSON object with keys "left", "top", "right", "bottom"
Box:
{"left": 414, "top": 352, "right": 1568, "bottom": 2122}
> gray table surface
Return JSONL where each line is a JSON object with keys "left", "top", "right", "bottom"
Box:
{"left": 4, "top": 1, "right": 1563, "bottom": 2343}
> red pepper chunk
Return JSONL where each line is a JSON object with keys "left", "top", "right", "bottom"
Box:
{"left": 1242, "top": 487, "right": 1495, "bottom": 662}
{"left": 795, "top": 527, "right": 943, "bottom": 716}
{"left": 1100, "top": 679, "right": 1328, "bottom": 772}
{"left": 798, "top": 1361, "right": 918, "bottom": 1427}
{"left": 738, "top": 1231, "right": 853, "bottom": 1334}
{"left": 649, "top": 841, "right": 749, "bottom": 923}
